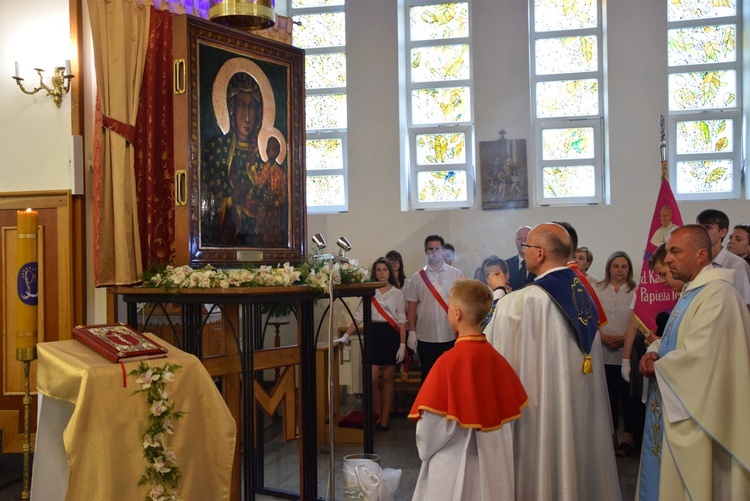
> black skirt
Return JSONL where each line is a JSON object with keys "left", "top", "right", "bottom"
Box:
{"left": 370, "top": 321, "right": 401, "bottom": 366}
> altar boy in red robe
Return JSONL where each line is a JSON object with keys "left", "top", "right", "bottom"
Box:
{"left": 409, "top": 279, "right": 528, "bottom": 500}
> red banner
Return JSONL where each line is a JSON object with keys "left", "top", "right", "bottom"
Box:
{"left": 632, "top": 178, "right": 683, "bottom": 332}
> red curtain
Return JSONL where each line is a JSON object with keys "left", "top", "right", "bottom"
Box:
{"left": 134, "top": 7, "right": 175, "bottom": 270}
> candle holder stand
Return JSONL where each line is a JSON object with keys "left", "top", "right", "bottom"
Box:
{"left": 16, "top": 347, "right": 37, "bottom": 501}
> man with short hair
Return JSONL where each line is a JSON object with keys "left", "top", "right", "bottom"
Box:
{"left": 485, "top": 223, "right": 621, "bottom": 500}
{"left": 505, "top": 226, "right": 535, "bottom": 290}
{"left": 406, "top": 235, "right": 463, "bottom": 379}
{"left": 696, "top": 208, "right": 750, "bottom": 306}
{"left": 638, "top": 225, "right": 750, "bottom": 499}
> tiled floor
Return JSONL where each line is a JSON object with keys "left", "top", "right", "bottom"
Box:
{"left": 0, "top": 405, "right": 639, "bottom": 501}
{"left": 255, "top": 407, "right": 640, "bottom": 500}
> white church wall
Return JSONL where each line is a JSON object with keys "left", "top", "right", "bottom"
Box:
{"left": 0, "top": 0, "right": 747, "bottom": 323}
{"left": 314, "top": 0, "right": 749, "bottom": 284}
{"left": 0, "top": 0, "right": 74, "bottom": 192}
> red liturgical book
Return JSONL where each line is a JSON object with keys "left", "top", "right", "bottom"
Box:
{"left": 72, "top": 323, "right": 168, "bottom": 363}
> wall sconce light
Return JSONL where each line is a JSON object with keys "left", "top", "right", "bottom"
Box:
{"left": 12, "top": 61, "right": 74, "bottom": 108}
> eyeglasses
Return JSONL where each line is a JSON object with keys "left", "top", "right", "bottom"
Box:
{"left": 521, "top": 243, "right": 543, "bottom": 250}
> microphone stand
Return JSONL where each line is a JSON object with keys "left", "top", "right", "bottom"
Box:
{"left": 309, "top": 252, "right": 351, "bottom": 500}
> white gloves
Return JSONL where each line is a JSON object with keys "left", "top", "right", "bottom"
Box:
{"left": 335, "top": 333, "right": 350, "bottom": 344}
{"left": 621, "top": 359, "right": 631, "bottom": 382}
{"left": 407, "top": 331, "right": 418, "bottom": 352}
{"left": 395, "top": 343, "right": 406, "bottom": 364}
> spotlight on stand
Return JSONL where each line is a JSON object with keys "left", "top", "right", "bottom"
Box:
{"left": 312, "top": 233, "right": 326, "bottom": 253}
{"left": 336, "top": 236, "right": 351, "bottom": 256}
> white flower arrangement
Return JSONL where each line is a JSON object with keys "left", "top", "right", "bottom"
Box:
{"left": 143, "top": 261, "right": 369, "bottom": 292}
{"left": 131, "top": 362, "right": 184, "bottom": 501}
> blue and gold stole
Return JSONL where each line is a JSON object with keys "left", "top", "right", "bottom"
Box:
{"left": 532, "top": 267, "right": 599, "bottom": 373}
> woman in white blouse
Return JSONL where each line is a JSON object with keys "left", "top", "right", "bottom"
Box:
{"left": 341, "top": 258, "right": 407, "bottom": 430}
{"left": 594, "top": 251, "right": 641, "bottom": 457}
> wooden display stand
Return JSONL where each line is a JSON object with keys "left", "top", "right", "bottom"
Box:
{"left": 315, "top": 343, "right": 363, "bottom": 444}
{"left": 140, "top": 303, "right": 226, "bottom": 357}
{"left": 109, "top": 283, "right": 381, "bottom": 501}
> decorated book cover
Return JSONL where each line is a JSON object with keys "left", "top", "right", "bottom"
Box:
{"left": 72, "top": 323, "right": 168, "bottom": 363}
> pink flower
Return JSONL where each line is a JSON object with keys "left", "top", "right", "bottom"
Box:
{"left": 149, "top": 485, "right": 165, "bottom": 500}
{"left": 150, "top": 400, "right": 167, "bottom": 416}
{"left": 153, "top": 456, "right": 171, "bottom": 474}
{"left": 136, "top": 369, "right": 161, "bottom": 390}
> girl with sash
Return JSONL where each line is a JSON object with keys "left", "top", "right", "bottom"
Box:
{"left": 341, "top": 258, "right": 407, "bottom": 430}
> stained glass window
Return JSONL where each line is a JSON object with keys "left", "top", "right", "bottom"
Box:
{"left": 667, "top": 0, "right": 742, "bottom": 200}
{"left": 535, "top": 36, "right": 598, "bottom": 75}
{"left": 667, "top": 25, "right": 736, "bottom": 66}
{"left": 542, "top": 166, "right": 596, "bottom": 198}
{"left": 410, "top": 44, "right": 470, "bottom": 82}
{"left": 415, "top": 132, "right": 466, "bottom": 165}
{"left": 409, "top": 3, "right": 469, "bottom": 41}
{"left": 405, "top": 1, "right": 474, "bottom": 209}
{"left": 676, "top": 119, "right": 733, "bottom": 154}
{"left": 676, "top": 160, "right": 733, "bottom": 194}
{"left": 533, "top": 0, "right": 597, "bottom": 32}
{"left": 305, "top": 53, "right": 346, "bottom": 89}
{"left": 293, "top": 0, "right": 344, "bottom": 8}
{"left": 292, "top": 13, "right": 345, "bottom": 49}
{"left": 292, "top": 0, "right": 348, "bottom": 212}
{"left": 417, "top": 170, "right": 468, "bottom": 202}
{"left": 307, "top": 175, "right": 346, "bottom": 206}
{"left": 306, "top": 138, "right": 344, "bottom": 170}
{"left": 531, "top": 0, "right": 604, "bottom": 204}
{"left": 411, "top": 87, "right": 470, "bottom": 124}
{"left": 667, "top": 0, "right": 735, "bottom": 22}
{"left": 542, "top": 128, "right": 595, "bottom": 161}
{"left": 306, "top": 94, "right": 347, "bottom": 130}
{"left": 535, "top": 79, "right": 599, "bottom": 118}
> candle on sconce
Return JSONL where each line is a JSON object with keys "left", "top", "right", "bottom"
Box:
{"left": 65, "top": 60, "right": 71, "bottom": 75}
{"left": 14, "top": 61, "right": 20, "bottom": 79}
{"left": 16, "top": 208, "right": 38, "bottom": 361}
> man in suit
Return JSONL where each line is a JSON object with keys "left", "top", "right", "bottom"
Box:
{"left": 506, "top": 226, "right": 535, "bottom": 290}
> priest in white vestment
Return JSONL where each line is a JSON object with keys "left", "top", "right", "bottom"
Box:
{"left": 638, "top": 225, "right": 750, "bottom": 500}
{"left": 485, "top": 223, "right": 622, "bottom": 500}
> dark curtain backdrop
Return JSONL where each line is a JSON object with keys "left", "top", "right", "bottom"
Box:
{"left": 135, "top": 7, "right": 175, "bottom": 269}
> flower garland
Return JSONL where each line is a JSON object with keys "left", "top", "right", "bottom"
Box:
{"left": 130, "top": 362, "right": 185, "bottom": 501}
{"left": 142, "top": 261, "right": 369, "bottom": 291}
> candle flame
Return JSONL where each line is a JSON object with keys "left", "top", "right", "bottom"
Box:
{"left": 25, "top": 208, "right": 33, "bottom": 212}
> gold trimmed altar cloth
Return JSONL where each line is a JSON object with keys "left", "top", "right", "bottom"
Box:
{"left": 33, "top": 333, "right": 236, "bottom": 500}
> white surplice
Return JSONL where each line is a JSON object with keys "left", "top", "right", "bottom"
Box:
{"left": 412, "top": 412, "right": 514, "bottom": 501}
{"left": 484, "top": 270, "right": 622, "bottom": 501}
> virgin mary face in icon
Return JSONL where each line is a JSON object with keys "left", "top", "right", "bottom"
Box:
{"left": 231, "top": 91, "right": 260, "bottom": 144}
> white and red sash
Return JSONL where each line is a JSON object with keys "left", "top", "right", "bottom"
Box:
{"left": 371, "top": 296, "right": 400, "bottom": 334}
{"left": 419, "top": 268, "right": 457, "bottom": 338}
{"left": 419, "top": 268, "right": 449, "bottom": 313}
